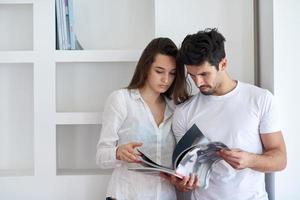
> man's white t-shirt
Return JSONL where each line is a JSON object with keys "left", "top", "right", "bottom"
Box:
{"left": 172, "top": 81, "right": 280, "bottom": 200}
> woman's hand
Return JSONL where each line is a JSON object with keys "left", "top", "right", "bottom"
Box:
{"left": 116, "top": 142, "right": 143, "bottom": 163}
{"left": 160, "top": 173, "right": 199, "bottom": 192}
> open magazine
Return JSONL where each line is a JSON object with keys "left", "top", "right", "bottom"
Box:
{"left": 128, "top": 124, "right": 229, "bottom": 189}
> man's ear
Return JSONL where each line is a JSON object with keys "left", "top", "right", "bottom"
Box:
{"left": 219, "top": 58, "right": 227, "bottom": 71}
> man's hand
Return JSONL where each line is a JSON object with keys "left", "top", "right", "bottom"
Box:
{"left": 160, "top": 173, "right": 199, "bottom": 192}
{"left": 217, "top": 148, "right": 255, "bottom": 170}
{"left": 116, "top": 142, "right": 142, "bottom": 163}
{"left": 218, "top": 132, "right": 287, "bottom": 172}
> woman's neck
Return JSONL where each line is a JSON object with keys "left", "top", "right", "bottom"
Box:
{"left": 139, "top": 86, "right": 163, "bottom": 104}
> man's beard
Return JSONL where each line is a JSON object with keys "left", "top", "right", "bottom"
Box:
{"left": 199, "top": 85, "right": 214, "bottom": 95}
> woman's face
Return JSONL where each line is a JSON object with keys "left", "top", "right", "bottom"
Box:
{"left": 145, "top": 54, "right": 176, "bottom": 94}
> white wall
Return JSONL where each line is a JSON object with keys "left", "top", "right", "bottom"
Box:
{"left": 258, "top": 0, "right": 274, "bottom": 92}
{"left": 155, "top": 0, "right": 255, "bottom": 85}
{"left": 273, "top": 0, "right": 300, "bottom": 199}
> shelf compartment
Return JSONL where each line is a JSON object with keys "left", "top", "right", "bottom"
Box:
{"left": 65, "top": 0, "right": 154, "bottom": 50}
{"left": 0, "top": 4, "right": 33, "bottom": 50}
{"left": 0, "top": 63, "right": 34, "bottom": 176}
{"left": 55, "top": 50, "right": 141, "bottom": 62}
{"left": 56, "top": 124, "right": 110, "bottom": 176}
{"left": 56, "top": 62, "right": 136, "bottom": 112}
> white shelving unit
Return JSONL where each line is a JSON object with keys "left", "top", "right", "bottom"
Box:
{"left": 0, "top": 0, "right": 255, "bottom": 199}
{"left": 0, "top": 1, "right": 147, "bottom": 199}
{"left": 54, "top": 0, "right": 149, "bottom": 182}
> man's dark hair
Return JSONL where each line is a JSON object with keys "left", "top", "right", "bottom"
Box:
{"left": 178, "top": 28, "right": 226, "bottom": 70}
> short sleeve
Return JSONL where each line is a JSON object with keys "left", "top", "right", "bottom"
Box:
{"left": 259, "top": 90, "right": 281, "bottom": 134}
{"left": 172, "top": 104, "right": 188, "bottom": 143}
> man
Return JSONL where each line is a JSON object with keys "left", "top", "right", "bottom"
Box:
{"left": 170, "top": 28, "right": 286, "bottom": 200}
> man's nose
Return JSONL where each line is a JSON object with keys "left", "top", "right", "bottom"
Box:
{"left": 195, "top": 76, "right": 204, "bottom": 87}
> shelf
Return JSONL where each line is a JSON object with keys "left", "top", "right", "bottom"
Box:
{"left": 0, "top": 0, "right": 34, "bottom": 4}
{"left": 57, "top": 168, "right": 112, "bottom": 176}
{"left": 55, "top": 50, "right": 141, "bottom": 62}
{"left": 56, "top": 112, "right": 102, "bottom": 125}
{"left": 0, "top": 169, "right": 34, "bottom": 176}
{"left": 0, "top": 51, "right": 35, "bottom": 63}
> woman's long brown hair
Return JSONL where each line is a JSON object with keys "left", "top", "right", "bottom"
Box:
{"left": 127, "top": 37, "right": 189, "bottom": 103}
{"left": 173, "top": 58, "right": 190, "bottom": 104}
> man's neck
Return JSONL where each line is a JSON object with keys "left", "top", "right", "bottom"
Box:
{"left": 214, "top": 76, "right": 237, "bottom": 96}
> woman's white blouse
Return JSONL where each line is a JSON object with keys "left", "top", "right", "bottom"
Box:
{"left": 96, "top": 89, "right": 176, "bottom": 200}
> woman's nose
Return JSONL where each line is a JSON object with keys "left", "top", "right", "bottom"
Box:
{"left": 162, "top": 74, "right": 169, "bottom": 83}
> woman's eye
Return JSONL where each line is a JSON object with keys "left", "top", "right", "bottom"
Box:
{"left": 155, "top": 70, "right": 163, "bottom": 74}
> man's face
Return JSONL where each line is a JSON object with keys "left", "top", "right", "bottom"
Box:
{"left": 186, "top": 61, "right": 222, "bottom": 95}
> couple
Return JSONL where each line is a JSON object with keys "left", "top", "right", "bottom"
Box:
{"left": 96, "top": 28, "right": 287, "bottom": 200}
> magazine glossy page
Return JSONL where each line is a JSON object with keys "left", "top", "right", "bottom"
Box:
{"left": 175, "top": 142, "right": 227, "bottom": 177}
{"left": 172, "top": 124, "right": 209, "bottom": 167}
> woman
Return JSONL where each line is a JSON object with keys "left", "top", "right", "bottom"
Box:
{"left": 96, "top": 37, "right": 188, "bottom": 200}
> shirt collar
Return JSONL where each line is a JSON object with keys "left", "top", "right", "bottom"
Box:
{"left": 129, "top": 88, "right": 174, "bottom": 120}
{"left": 129, "top": 89, "right": 142, "bottom": 100}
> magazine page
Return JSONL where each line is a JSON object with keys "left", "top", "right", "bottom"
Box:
{"left": 175, "top": 141, "right": 229, "bottom": 188}
{"left": 128, "top": 149, "right": 183, "bottom": 178}
{"left": 172, "top": 124, "right": 209, "bottom": 168}
{"left": 175, "top": 146, "right": 200, "bottom": 177}
{"left": 175, "top": 143, "right": 225, "bottom": 176}
{"left": 137, "top": 149, "right": 170, "bottom": 169}
{"left": 197, "top": 159, "right": 217, "bottom": 189}
{"left": 135, "top": 139, "right": 173, "bottom": 168}
{"left": 128, "top": 166, "right": 183, "bottom": 178}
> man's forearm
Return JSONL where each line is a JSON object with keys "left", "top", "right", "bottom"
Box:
{"left": 249, "top": 148, "right": 287, "bottom": 172}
